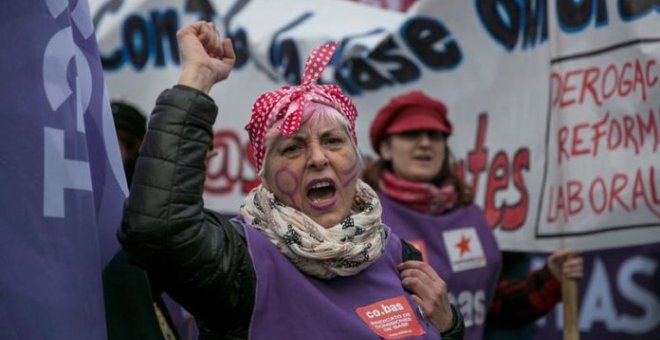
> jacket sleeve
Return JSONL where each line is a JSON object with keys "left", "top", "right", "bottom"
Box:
{"left": 117, "top": 85, "right": 255, "bottom": 336}
{"left": 486, "top": 265, "right": 560, "bottom": 328}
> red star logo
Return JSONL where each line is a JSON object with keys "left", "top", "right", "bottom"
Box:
{"left": 455, "top": 234, "right": 471, "bottom": 257}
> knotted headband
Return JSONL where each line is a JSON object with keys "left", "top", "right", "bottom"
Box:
{"left": 245, "top": 42, "right": 358, "bottom": 172}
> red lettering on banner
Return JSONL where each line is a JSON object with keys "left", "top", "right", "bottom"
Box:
{"left": 610, "top": 174, "right": 630, "bottom": 212}
{"left": 204, "top": 128, "right": 260, "bottom": 196}
{"left": 589, "top": 177, "right": 608, "bottom": 214}
{"left": 500, "top": 148, "right": 529, "bottom": 230}
{"left": 546, "top": 166, "right": 660, "bottom": 223}
{"left": 546, "top": 183, "right": 566, "bottom": 224}
{"left": 355, "top": 296, "right": 425, "bottom": 339}
{"left": 608, "top": 117, "right": 623, "bottom": 149}
{"left": 580, "top": 66, "right": 601, "bottom": 106}
{"left": 455, "top": 113, "right": 530, "bottom": 231}
{"left": 559, "top": 69, "right": 580, "bottom": 108}
{"left": 620, "top": 62, "right": 633, "bottom": 97}
{"left": 647, "top": 59, "right": 658, "bottom": 87}
{"left": 591, "top": 112, "right": 609, "bottom": 156}
{"left": 571, "top": 123, "right": 591, "bottom": 157}
{"left": 550, "top": 58, "right": 658, "bottom": 109}
{"left": 558, "top": 125, "right": 570, "bottom": 164}
{"left": 466, "top": 114, "right": 488, "bottom": 196}
{"left": 623, "top": 115, "right": 639, "bottom": 154}
{"left": 484, "top": 152, "right": 509, "bottom": 227}
{"left": 557, "top": 108, "right": 659, "bottom": 163}
{"left": 567, "top": 180, "right": 584, "bottom": 216}
{"left": 602, "top": 63, "right": 618, "bottom": 100}
{"left": 637, "top": 110, "right": 659, "bottom": 148}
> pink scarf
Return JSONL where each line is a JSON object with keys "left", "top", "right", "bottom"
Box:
{"left": 379, "top": 170, "right": 457, "bottom": 215}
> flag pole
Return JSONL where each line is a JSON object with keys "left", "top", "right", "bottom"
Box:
{"left": 562, "top": 276, "right": 579, "bottom": 340}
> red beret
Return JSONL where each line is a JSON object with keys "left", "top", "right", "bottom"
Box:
{"left": 369, "top": 91, "right": 452, "bottom": 153}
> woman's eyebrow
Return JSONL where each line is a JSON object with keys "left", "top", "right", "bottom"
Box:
{"left": 319, "top": 127, "right": 344, "bottom": 138}
{"left": 280, "top": 134, "right": 307, "bottom": 144}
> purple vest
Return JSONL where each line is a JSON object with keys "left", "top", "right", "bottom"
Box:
{"left": 379, "top": 194, "right": 502, "bottom": 340}
{"left": 233, "top": 217, "right": 442, "bottom": 340}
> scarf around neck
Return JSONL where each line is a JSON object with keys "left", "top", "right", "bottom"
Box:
{"left": 379, "top": 170, "right": 457, "bottom": 215}
{"left": 240, "top": 180, "right": 388, "bottom": 279}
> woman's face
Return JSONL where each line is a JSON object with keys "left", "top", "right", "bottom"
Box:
{"left": 263, "top": 115, "right": 361, "bottom": 228}
{"left": 380, "top": 130, "right": 446, "bottom": 183}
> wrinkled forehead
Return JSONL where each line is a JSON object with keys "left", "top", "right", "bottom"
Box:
{"left": 260, "top": 106, "right": 361, "bottom": 176}
{"left": 271, "top": 113, "right": 351, "bottom": 146}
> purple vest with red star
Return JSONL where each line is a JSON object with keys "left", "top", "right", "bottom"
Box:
{"left": 379, "top": 194, "right": 502, "bottom": 340}
{"left": 233, "top": 216, "right": 442, "bottom": 340}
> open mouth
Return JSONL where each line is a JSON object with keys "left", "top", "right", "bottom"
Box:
{"left": 306, "top": 179, "right": 337, "bottom": 209}
{"left": 414, "top": 155, "right": 432, "bottom": 162}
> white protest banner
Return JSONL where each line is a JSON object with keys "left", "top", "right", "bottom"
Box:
{"left": 92, "top": 0, "right": 660, "bottom": 252}
{"left": 539, "top": 0, "right": 660, "bottom": 250}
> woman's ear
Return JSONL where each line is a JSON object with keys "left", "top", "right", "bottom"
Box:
{"left": 379, "top": 140, "right": 392, "bottom": 161}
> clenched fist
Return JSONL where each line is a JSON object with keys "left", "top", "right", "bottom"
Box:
{"left": 177, "top": 21, "right": 235, "bottom": 94}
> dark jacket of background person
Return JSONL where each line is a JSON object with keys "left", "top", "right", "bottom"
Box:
{"left": 104, "top": 101, "right": 179, "bottom": 340}
{"left": 112, "top": 101, "right": 147, "bottom": 185}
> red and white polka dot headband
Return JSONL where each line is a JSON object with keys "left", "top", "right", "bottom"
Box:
{"left": 245, "top": 42, "right": 358, "bottom": 172}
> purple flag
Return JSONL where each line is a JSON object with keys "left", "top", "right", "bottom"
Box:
{"left": 0, "top": 1, "right": 127, "bottom": 339}
{"left": 533, "top": 242, "right": 660, "bottom": 340}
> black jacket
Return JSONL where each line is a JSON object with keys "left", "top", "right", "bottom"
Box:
{"left": 119, "top": 86, "right": 254, "bottom": 339}
{"left": 119, "top": 86, "right": 463, "bottom": 339}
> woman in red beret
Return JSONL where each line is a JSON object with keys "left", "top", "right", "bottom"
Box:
{"left": 364, "top": 91, "right": 583, "bottom": 340}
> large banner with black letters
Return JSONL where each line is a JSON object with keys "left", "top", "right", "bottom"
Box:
{"left": 93, "top": 0, "right": 659, "bottom": 252}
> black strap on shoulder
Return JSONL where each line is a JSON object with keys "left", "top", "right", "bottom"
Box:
{"left": 228, "top": 219, "right": 245, "bottom": 238}
{"left": 400, "top": 239, "right": 423, "bottom": 262}
{"left": 205, "top": 210, "right": 246, "bottom": 239}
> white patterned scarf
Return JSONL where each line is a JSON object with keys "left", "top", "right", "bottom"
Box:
{"left": 240, "top": 180, "right": 388, "bottom": 279}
